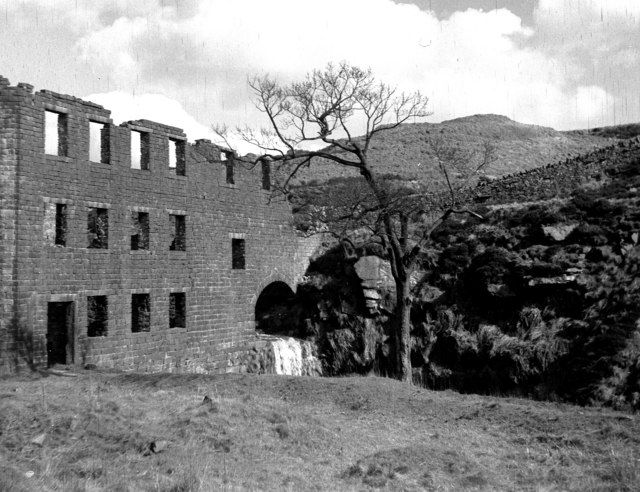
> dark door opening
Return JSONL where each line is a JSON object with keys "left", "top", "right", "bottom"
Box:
{"left": 47, "top": 302, "right": 74, "bottom": 366}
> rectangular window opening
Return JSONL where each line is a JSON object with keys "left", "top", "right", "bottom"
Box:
{"left": 168, "top": 139, "right": 186, "bottom": 176}
{"left": 169, "top": 214, "right": 186, "bottom": 251}
{"left": 261, "top": 161, "right": 271, "bottom": 190}
{"left": 87, "top": 207, "right": 108, "bottom": 249}
{"left": 89, "top": 121, "right": 109, "bottom": 163}
{"left": 55, "top": 203, "right": 67, "bottom": 246}
{"left": 87, "top": 296, "right": 108, "bottom": 337}
{"left": 232, "top": 238, "right": 245, "bottom": 269}
{"left": 132, "top": 294, "right": 150, "bottom": 333}
{"left": 131, "top": 130, "right": 150, "bottom": 170}
{"left": 131, "top": 211, "right": 150, "bottom": 250}
{"left": 169, "top": 292, "right": 186, "bottom": 328}
{"left": 225, "top": 161, "right": 234, "bottom": 185}
{"left": 45, "top": 202, "right": 67, "bottom": 246}
{"left": 45, "top": 110, "right": 67, "bottom": 156}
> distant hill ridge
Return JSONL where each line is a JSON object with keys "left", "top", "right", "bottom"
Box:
{"left": 290, "top": 114, "right": 633, "bottom": 186}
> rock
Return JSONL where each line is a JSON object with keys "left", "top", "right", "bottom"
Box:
{"left": 31, "top": 433, "right": 46, "bottom": 446}
{"left": 362, "top": 289, "right": 381, "bottom": 300}
{"left": 354, "top": 256, "right": 394, "bottom": 290}
{"left": 417, "top": 284, "right": 445, "bottom": 304}
{"left": 25, "top": 471, "right": 34, "bottom": 478}
{"left": 148, "top": 440, "right": 169, "bottom": 454}
{"left": 542, "top": 223, "right": 578, "bottom": 242}
{"left": 360, "top": 279, "right": 378, "bottom": 289}
{"left": 354, "top": 256, "right": 382, "bottom": 282}
{"left": 528, "top": 275, "right": 577, "bottom": 287}
{"left": 487, "top": 283, "right": 515, "bottom": 297}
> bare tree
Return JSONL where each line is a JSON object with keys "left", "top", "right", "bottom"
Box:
{"left": 215, "top": 62, "right": 494, "bottom": 383}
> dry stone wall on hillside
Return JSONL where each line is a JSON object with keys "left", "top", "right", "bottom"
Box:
{"left": 474, "top": 138, "right": 640, "bottom": 205}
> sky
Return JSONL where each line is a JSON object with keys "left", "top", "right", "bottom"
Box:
{"left": 1, "top": 0, "right": 639, "bottom": 151}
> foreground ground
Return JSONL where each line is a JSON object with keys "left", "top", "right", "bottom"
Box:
{"left": 0, "top": 371, "right": 638, "bottom": 491}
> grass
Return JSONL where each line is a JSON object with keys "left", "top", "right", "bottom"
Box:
{"left": 0, "top": 371, "right": 638, "bottom": 491}
{"left": 288, "top": 114, "right": 616, "bottom": 187}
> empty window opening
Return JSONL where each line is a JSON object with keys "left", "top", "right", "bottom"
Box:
{"left": 169, "top": 214, "right": 186, "bottom": 251}
{"left": 168, "top": 139, "right": 186, "bottom": 176}
{"left": 225, "top": 161, "right": 234, "bottom": 185}
{"left": 47, "top": 302, "right": 74, "bottom": 366}
{"left": 87, "top": 296, "right": 108, "bottom": 337}
{"left": 169, "top": 293, "right": 186, "bottom": 328}
{"left": 130, "top": 130, "right": 150, "bottom": 170}
{"left": 55, "top": 203, "right": 67, "bottom": 246}
{"left": 261, "top": 161, "right": 271, "bottom": 190}
{"left": 132, "top": 294, "right": 150, "bottom": 333}
{"left": 89, "top": 121, "right": 109, "bottom": 163}
{"left": 44, "top": 110, "right": 67, "bottom": 156}
{"left": 232, "top": 238, "right": 245, "bottom": 269}
{"left": 131, "top": 211, "right": 150, "bottom": 250}
{"left": 87, "top": 207, "right": 108, "bottom": 249}
{"left": 44, "top": 202, "right": 67, "bottom": 246}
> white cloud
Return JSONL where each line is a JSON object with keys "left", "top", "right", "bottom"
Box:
{"left": 84, "top": 91, "right": 261, "bottom": 153}
{"left": 75, "top": 0, "right": 621, "bottom": 132}
{"left": 84, "top": 92, "right": 210, "bottom": 139}
{"left": 4, "top": 0, "right": 630, "bottom": 138}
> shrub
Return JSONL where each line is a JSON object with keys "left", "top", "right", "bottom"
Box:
{"left": 507, "top": 205, "right": 562, "bottom": 229}
{"left": 438, "top": 244, "right": 471, "bottom": 274}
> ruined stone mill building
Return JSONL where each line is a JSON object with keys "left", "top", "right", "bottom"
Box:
{"left": 0, "top": 76, "right": 318, "bottom": 374}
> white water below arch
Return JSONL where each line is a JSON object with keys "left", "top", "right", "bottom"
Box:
{"left": 269, "top": 336, "right": 322, "bottom": 376}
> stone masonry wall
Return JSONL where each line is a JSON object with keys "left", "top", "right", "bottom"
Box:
{"left": 0, "top": 77, "right": 319, "bottom": 374}
{"left": 474, "top": 138, "right": 640, "bottom": 205}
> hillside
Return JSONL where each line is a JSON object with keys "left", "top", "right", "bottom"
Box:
{"left": 276, "top": 134, "right": 640, "bottom": 412}
{"left": 1, "top": 372, "right": 638, "bottom": 491}
{"left": 568, "top": 122, "right": 640, "bottom": 140}
{"left": 289, "top": 114, "right": 617, "bottom": 186}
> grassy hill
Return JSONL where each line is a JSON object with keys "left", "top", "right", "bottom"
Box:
{"left": 1, "top": 371, "right": 639, "bottom": 491}
{"left": 568, "top": 123, "right": 640, "bottom": 140}
{"left": 288, "top": 114, "right": 618, "bottom": 186}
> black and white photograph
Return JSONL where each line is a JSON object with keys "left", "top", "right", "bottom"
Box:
{"left": 1, "top": 0, "right": 639, "bottom": 489}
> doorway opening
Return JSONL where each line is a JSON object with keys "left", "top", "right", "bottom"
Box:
{"left": 47, "top": 302, "right": 74, "bottom": 366}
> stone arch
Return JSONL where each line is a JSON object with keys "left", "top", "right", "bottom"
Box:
{"left": 252, "top": 273, "right": 297, "bottom": 334}
{"left": 250, "top": 272, "right": 296, "bottom": 308}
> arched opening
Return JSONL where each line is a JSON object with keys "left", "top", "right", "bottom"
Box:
{"left": 255, "top": 281, "right": 296, "bottom": 335}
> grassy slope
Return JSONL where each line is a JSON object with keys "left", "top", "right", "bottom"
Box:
{"left": 290, "top": 115, "right": 617, "bottom": 186}
{"left": 1, "top": 371, "right": 638, "bottom": 491}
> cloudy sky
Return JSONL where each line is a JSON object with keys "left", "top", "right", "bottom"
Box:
{"left": 1, "top": 0, "right": 639, "bottom": 149}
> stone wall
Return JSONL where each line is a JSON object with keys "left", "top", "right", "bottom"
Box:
{"left": 474, "top": 138, "right": 640, "bottom": 205}
{"left": 0, "top": 77, "right": 319, "bottom": 374}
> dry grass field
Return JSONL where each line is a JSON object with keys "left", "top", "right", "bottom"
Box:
{"left": 1, "top": 370, "right": 639, "bottom": 491}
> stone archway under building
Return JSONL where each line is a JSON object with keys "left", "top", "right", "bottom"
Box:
{"left": 254, "top": 281, "right": 297, "bottom": 335}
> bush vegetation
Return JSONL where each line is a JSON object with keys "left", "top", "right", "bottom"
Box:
{"left": 283, "top": 145, "right": 640, "bottom": 411}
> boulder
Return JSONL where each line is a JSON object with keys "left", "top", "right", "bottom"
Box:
{"left": 542, "top": 223, "right": 578, "bottom": 242}
{"left": 417, "top": 284, "right": 446, "bottom": 304}
{"left": 354, "top": 256, "right": 383, "bottom": 284}
{"left": 487, "top": 283, "right": 515, "bottom": 297}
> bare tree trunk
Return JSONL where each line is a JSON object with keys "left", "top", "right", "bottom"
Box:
{"left": 395, "top": 278, "right": 412, "bottom": 383}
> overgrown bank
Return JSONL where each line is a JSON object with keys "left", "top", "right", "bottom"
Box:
{"left": 267, "top": 142, "right": 640, "bottom": 411}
